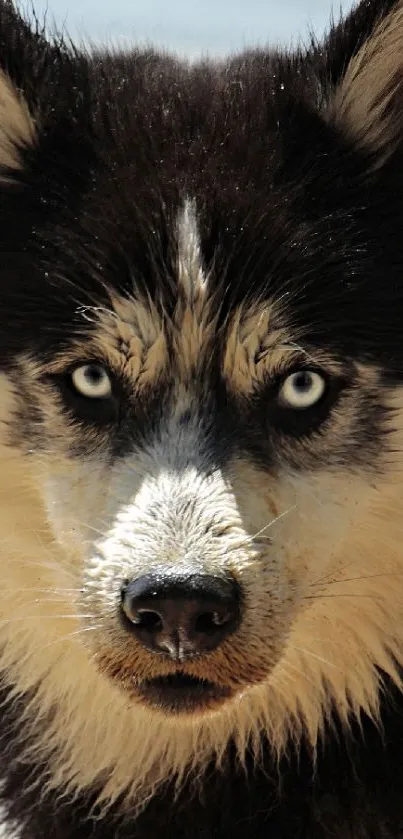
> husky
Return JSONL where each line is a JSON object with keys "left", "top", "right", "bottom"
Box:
{"left": 0, "top": 1, "right": 402, "bottom": 836}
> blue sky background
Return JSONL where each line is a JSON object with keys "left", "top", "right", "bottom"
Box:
{"left": 27, "top": 1, "right": 354, "bottom": 57}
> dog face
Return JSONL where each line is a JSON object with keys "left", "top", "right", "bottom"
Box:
{"left": 0, "top": 0, "right": 403, "bottom": 809}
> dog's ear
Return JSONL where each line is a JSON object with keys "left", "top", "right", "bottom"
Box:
{"left": 320, "top": 0, "right": 403, "bottom": 168}
{"left": 0, "top": 2, "right": 87, "bottom": 178}
{"left": 0, "top": 2, "right": 46, "bottom": 173}
{"left": 0, "top": 66, "right": 35, "bottom": 172}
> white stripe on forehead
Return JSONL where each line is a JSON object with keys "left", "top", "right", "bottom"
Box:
{"left": 173, "top": 198, "right": 214, "bottom": 377}
{"left": 82, "top": 199, "right": 211, "bottom": 391}
{"left": 176, "top": 197, "right": 207, "bottom": 302}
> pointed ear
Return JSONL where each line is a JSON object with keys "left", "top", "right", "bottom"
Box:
{"left": 0, "top": 2, "right": 74, "bottom": 177}
{"left": 0, "top": 2, "right": 51, "bottom": 173}
{"left": 0, "top": 69, "right": 36, "bottom": 172}
{"left": 325, "top": 0, "right": 403, "bottom": 167}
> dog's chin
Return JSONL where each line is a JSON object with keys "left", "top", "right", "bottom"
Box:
{"left": 134, "top": 673, "right": 234, "bottom": 716}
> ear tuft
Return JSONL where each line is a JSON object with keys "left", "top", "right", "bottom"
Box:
{"left": 0, "top": 69, "right": 36, "bottom": 173}
{"left": 327, "top": 1, "right": 403, "bottom": 167}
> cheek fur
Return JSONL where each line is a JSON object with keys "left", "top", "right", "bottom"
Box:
{"left": 42, "top": 458, "right": 111, "bottom": 553}
{"left": 0, "top": 365, "right": 403, "bottom": 815}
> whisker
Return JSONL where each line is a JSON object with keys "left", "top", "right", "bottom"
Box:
{"left": 250, "top": 506, "right": 297, "bottom": 541}
{"left": 264, "top": 676, "right": 291, "bottom": 707}
{"left": 287, "top": 643, "right": 340, "bottom": 670}
{"left": 0, "top": 588, "right": 83, "bottom": 595}
{"left": 304, "top": 593, "right": 384, "bottom": 602}
{"left": 231, "top": 506, "right": 298, "bottom": 550}
{"left": 310, "top": 560, "right": 358, "bottom": 589}
{"left": 77, "top": 521, "right": 108, "bottom": 539}
{"left": 21, "top": 557, "right": 77, "bottom": 582}
{"left": 325, "top": 572, "right": 403, "bottom": 585}
{"left": 275, "top": 660, "right": 318, "bottom": 689}
{"left": 4, "top": 598, "right": 85, "bottom": 611}
{"left": 281, "top": 342, "right": 317, "bottom": 364}
{"left": 38, "top": 624, "right": 105, "bottom": 653}
{"left": 0, "top": 614, "right": 95, "bottom": 625}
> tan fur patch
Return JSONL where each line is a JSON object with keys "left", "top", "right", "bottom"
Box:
{"left": 223, "top": 302, "right": 286, "bottom": 395}
{"left": 45, "top": 294, "right": 168, "bottom": 392}
{"left": 328, "top": 1, "right": 403, "bottom": 164}
{"left": 222, "top": 301, "right": 343, "bottom": 398}
{"left": 233, "top": 460, "right": 403, "bottom": 744}
{"left": 98, "top": 293, "right": 168, "bottom": 388}
{"left": 0, "top": 70, "right": 36, "bottom": 172}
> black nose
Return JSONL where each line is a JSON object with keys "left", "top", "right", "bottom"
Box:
{"left": 121, "top": 573, "right": 240, "bottom": 661}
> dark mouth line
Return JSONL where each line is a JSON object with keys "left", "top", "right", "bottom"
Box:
{"left": 136, "top": 671, "right": 233, "bottom": 712}
{"left": 144, "top": 673, "right": 217, "bottom": 691}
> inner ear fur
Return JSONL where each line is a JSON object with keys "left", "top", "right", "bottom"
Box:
{"left": 327, "top": 1, "right": 403, "bottom": 166}
{"left": 0, "top": 68, "right": 36, "bottom": 172}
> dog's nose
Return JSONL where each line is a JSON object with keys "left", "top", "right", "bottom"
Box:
{"left": 121, "top": 573, "right": 240, "bottom": 660}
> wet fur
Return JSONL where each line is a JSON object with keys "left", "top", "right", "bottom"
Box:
{"left": 0, "top": 1, "right": 403, "bottom": 837}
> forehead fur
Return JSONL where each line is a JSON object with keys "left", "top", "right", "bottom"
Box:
{"left": 88, "top": 296, "right": 168, "bottom": 389}
{"left": 75, "top": 199, "right": 214, "bottom": 387}
{"left": 223, "top": 303, "right": 288, "bottom": 396}
{"left": 0, "top": 1, "right": 402, "bottom": 375}
{"left": 222, "top": 301, "right": 351, "bottom": 397}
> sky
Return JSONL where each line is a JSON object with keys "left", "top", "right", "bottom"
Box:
{"left": 27, "top": 0, "right": 354, "bottom": 58}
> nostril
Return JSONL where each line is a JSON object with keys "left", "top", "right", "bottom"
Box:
{"left": 195, "top": 611, "right": 232, "bottom": 634}
{"left": 121, "top": 586, "right": 164, "bottom": 631}
{"left": 129, "top": 609, "right": 163, "bottom": 631}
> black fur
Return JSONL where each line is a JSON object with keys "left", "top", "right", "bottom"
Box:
{"left": 1, "top": 1, "right": 403, "bottom": 836}
{"left": 0, "top": 0, "right": 400, "bottom": 368}
{"left": 1, "top": 676, "right": 403, "bottom": 838}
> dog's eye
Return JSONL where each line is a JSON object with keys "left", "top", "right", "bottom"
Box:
{"left": 278, "top": 370, "right": 326, "bottom": 409}
{"left": 51, "top": 362, "right": 119, "bottom": 428}
{"left": 70, "top": 364, "right": 112, "bottom": 399}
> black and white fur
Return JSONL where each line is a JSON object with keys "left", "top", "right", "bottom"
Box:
{"left": 0, "top": 1, "right": 402, "bottom": 837}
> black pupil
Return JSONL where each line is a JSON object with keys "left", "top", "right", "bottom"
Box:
{"left": 85, "top": 366, "right": 104, "bottom": 386}
{"left": 293, "top": 372, "right": 313, "bottom": 393}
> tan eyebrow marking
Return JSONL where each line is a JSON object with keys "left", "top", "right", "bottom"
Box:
{"left": 223, "top": 302, "right": 346, "bottom": 397}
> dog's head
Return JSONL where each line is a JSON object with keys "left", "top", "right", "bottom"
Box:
{"left": 0, "top": 0, "right": 403, "bottom": 806}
